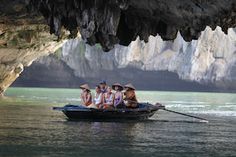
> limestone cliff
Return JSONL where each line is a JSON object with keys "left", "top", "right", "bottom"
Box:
{"left": 58, "top": 27, "right": 236, "bottom": 91}
{"left": 16, "top": 27, "right": 236, "bottom": 91}
{"left": 0, "top": 0, "right": 69, "bottom": 95}
{"left": 13, "top": 55, "right": 85, "bottom": 88}
{"left": 0, "top": 24, "right": 67, "bottom": 95}
{"left": 2, "top": 0, "right": 236, "bottom": 95}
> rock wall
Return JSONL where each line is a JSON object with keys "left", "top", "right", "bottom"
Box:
{"left": 13, "top": 55, "right": 84, "bottom": 88}
{"left": 15, "top": 26, "right": 236, "bottom": 91}
{"left": 58, "top": 26, "right": 236, "bottom": 90}
{"left": 0, "top": 0, "right": 72, "bottom": 96}
{"left": 2, "top": 0, "right": 236, "bottom": 95}
{"left": 0, "top": 24, "right": 68, "bottom": 96}
{"left": 29, "top": 0, "right": 236, "bottom": 51}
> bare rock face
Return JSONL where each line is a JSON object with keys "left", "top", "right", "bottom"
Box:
{"left": 1, "top": 0, "right": 236, "bottom": 95}
{"left": 57, "top": 27, "right": 236, "bottom": 91}
{"left": 0, "top": 1, "right": 68, "bottom": 96}
{"left": 16, "top": 26, "right": 236, "bottom": 91}
{"left": 28, "top": 0, "right": 236, "bottom": 51}
{"left": 0, "top": 24, "right": 66, "bottom": 96}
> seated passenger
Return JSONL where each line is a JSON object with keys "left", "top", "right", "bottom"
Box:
{"left": 112, "top": 83, "right": 125, "bottom": 108}
{"left": 80, "top": 84, "right": 92, "bottom": 107}
{"left": 99, "top": 80, "right": 107, "bottom": 93}
{"left": 88, "top": 85, "right": 103, "bottom": 109}
{"left": 124, "top": 83, "right": 138, "bottom": 108}
{"left": 102, "top": 86, "right": 115, "bottom": 109}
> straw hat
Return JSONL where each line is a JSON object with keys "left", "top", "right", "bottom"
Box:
{"left": 112, "top": 83, "right": 124, "bottom": 90}
{"left": 79, "top": 84, "right": 90, "bottom": 91}
{"left": 124, "top": 83, "right": 136, "bottom": 90}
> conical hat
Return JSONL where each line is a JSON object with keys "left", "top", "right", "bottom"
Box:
{"left": 124, "top": 83, "right": 136, "bottom": 90}
{"left": 112, "top": 83, "right": 124, "bottom": 90}
{"left": 80, "top": 84, "right": 90, "bottom": 91}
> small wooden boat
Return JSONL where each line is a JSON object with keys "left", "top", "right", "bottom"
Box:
{"left": 53, "top": 103, "right": 163, "bottom": 120}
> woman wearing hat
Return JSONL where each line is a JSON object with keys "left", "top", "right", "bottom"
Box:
{"left": 80, "top": 84, "right": 92, "bottom": 106}
{"left": 124, "top": 83, "right": 138, "bottom": 108}
{"left": 90, "top": 85, "right": 103, "bottom": 109}
{"left": 102, "top": 86, "right": 115, "bottom": 109}
{"left": 112, "top": 83, "right": 125, "bottom": 108}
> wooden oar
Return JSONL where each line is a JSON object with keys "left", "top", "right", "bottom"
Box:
{"left": 155, "top": 103, "right": 209, "bottom": 122}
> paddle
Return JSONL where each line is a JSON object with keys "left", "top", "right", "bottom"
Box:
{"left": 155, "top": 103, "right": 209, "bottom": 123}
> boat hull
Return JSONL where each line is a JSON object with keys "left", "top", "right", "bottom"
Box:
{"left": 53, "top": 103, "right": 162, "bottom": 121}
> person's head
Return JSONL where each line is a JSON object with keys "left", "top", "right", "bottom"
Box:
{"left": 115, "top": 86, "right": 119, "bottom": 91}
{"left": 107, "top": 86, "right": 112, "bottom": 93}
{"left": 95, "top": 85, "right": 101, "bottom": 93}
{"left": 84, "top": 88, "right": 90, "bottom": 93}
{"left": 99, "top": 80, "right": 106, "bottom": 89}
{"left": 124, "top": 83, "right": 136, "bottom": 91}
{"left": 124, "top": 87, "right": 135, "bottom": 92}
{"left": 112, "top": 83, "right": 123, "bottom": 92}
{"left": 80, "top": 84, "right": 91, "bottom": 93}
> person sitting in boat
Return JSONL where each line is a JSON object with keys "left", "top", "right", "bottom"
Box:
{"left": 102, "top": 86, "right": 115, "bottom": 109}
{"left": 112, "top": 83, "right": 125, "bottom": 108}
{"left": 99, "top": 80, "right": 107, "bottom": 93}
{"left": 88, "top": 85, "right": 103, "bottom": 109}
{"left": 124, "top": 83, "right": 138, "bottom": 108}
{"left": 80, "top": 84, "right": 92, "bottom": 107}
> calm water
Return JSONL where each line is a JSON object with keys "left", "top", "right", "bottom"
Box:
{"left": 0, "top": 87, "right": 236, "bottom": 157}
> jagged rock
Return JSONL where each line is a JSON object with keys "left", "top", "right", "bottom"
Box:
{"left": 0, "top": 0, "right": 69, "bottom": 96}
{"left": 28, "top": 0, "right": 236, "bottom": 51}
{"left": 26, "top": 26, "right": 235, "bottom": 91}
{"left": 0, "top": 24, "right": 67, "bottom": 96}
{"left": 1, "top": 0, "right": 236, "bottom": 95}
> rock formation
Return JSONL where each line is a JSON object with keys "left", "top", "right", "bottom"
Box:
{"left": 29, "top": 0, "right": 236, "bottom": 51}
{"left": 0, "top": 24, "right": 67, "bottom": 96}
{"left": 2, "top": 0, "right": 236, "bottom": 95}
{"left": 13, "top": 55, "right": 85, "bottom": 88}
{"left": 0, "top": 0, "right": 69, "bottom": 95}
{"left": 16, "top": 26, "right": 236, "bottom": 91}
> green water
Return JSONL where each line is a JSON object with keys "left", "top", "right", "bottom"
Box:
{"left": 0, "top": 87, "right": 236, "bottom": 157}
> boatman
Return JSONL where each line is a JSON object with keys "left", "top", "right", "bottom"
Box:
{"left": 123, "top": 83, "right": 138, "bottom": 108}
